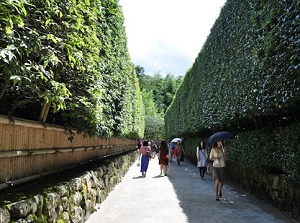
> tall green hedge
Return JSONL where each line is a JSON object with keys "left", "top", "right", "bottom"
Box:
{"left": 165, "top": 0, "right": 300, "bottom": 183}
{"left": 166, "top": 0, "right": 299, "bottom": 135}
{"left": 0, "top": 0, "right": 144, "bottom": 138}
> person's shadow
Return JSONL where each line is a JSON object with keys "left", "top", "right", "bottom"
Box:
{"left": 133, "top": 174, "right": 164, "bottom": 179}
{"left": 152, "top": 174, "right": 164, "bottom": 178}
{"left": 133, "top": 176, "right": 146, "bottom": 179}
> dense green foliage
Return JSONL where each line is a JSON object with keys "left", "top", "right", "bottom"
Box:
{"left": 0, "top": 0, "right": 144, "bottom": 138}
{"left": 136, "top": 67, "right": 183, "bottom": 139}
{"left": 229, "top": 122, "right": 300, "bottom": 182}
{"left": 165, "top": 0, "right": 300, "bottom": 183}
{"left": 143, "top": 115, "right": 165, "bottom": 140}
{"left": 137, "top": 69, "right": 183, "bottom": 116}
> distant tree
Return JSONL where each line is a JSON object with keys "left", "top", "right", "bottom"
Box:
{"left": 134, "top": 65, "right": 183, "bottom": 139}
{"left": 144, "top": 115, "right": 165, "bottom": 139}
{"left": 152, "top": 73, "right": 165, "bottom": 115}
{"left": 142, "top": 89, "right": 158, "bottom": 116}
{"left": 135, "top": 66, "right": 183, "bottom": 116}
{"left": 164, "top": 74, "right": 177, "bottom": 108}
{"left": 135, "top": 65, "right": 145, "bottom": 80}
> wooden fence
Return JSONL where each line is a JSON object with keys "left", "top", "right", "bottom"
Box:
{"left": 0, "top": 116, "right": 136, "bottom": 187}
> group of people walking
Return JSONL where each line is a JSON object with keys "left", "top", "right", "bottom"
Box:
{"left": 137, "top": 138, "right": 227, "bottom": 201}
{"left": 137, "top": 139, "right": 185, "bottom": 177}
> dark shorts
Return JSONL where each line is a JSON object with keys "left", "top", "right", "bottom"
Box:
{"left": 213, "top": 167, "right": 225, "bottom": 182}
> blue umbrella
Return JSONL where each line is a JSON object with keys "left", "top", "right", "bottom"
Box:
{"left": 206, "top": 131, "right": 234, "bottom": 144}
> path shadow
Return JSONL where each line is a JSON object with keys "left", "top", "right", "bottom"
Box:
{"left": 166, "top": 160, "right": 293, "bottom": 223}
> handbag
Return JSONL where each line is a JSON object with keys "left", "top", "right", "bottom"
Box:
{"left": 206, "top": 162, "right": 213, "bottom": 174}
{"left": 147, "top": 152, "right": 152, "bottom": 159}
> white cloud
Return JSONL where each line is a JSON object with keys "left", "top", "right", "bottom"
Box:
{"left": 119, "top": 0, "right": 227, "bottom": 76}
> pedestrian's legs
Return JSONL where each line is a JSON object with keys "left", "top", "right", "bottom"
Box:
{"left": 199, "top": 167, "right": 205, "bottom": 179}
{"left": 163, "top": 165, "right": 168, "bottom": 176}
{"left": 160, "top": 164, "right": 163, "bottom": 175}
{"left": 177, "top": 151, "right": 181, "bottom": 165}
{"left": 213, "top": 167, "right": 221, "bottom": 200}
{"left": 219, "top": 181, "right": 223, "bottom": 197}
{"left": 215, "top": 179, "right": 220, "bottom": 200}
{"left": 169, "top": 150, "right": 173, "bottom": 162}
{"left": 218, "top": 168, "right": 225, "bottom": 197}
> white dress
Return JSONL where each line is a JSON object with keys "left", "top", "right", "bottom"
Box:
{"left": 196, "top": 147, "right": 207, "bottom": 167}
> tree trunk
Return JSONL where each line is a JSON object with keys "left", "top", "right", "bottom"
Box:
{"left": 39, "top": 102, "right": 51, "bottom": 123}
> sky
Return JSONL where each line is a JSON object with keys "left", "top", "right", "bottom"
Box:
{"left": 118, "top": 0, "right": 227, "bottom": 77}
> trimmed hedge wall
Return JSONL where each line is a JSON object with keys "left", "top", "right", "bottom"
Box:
{"left": 165, "top": 0, "right": 300, "bottom": 183}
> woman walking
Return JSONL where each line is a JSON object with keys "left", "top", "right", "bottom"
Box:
{"left": 140, "top": 140, "right": 151, "bottom": 177}
{"left": 196, "top": 140, "right": 208, "bottom": 180}
{"left": 158, "top": 140, "right": 169, "bottom": 176}
{"left": 209, "top": 141, "right": 227, "bottom": 201}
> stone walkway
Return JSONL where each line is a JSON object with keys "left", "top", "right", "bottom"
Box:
{"left": 86, "top": 154, "right": 297, "bottom": 223}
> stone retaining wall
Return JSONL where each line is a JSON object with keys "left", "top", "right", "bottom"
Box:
{"left": 0, "top": 150, "right": 139, "bottom": 223}
{"left": 227, "top": 162, "right": 300, "bottom": 221}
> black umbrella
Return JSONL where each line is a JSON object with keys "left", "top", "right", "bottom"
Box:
{"left": 206, "top": 131, "right": 234, "bottom": 144}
